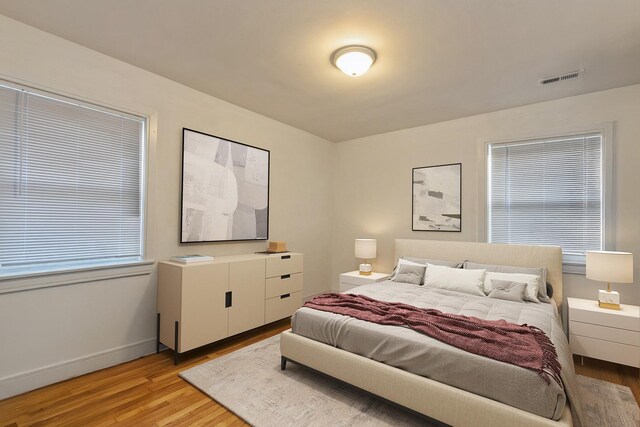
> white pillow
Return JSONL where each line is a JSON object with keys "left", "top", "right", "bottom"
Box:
{"left": 484, "top": 272, "right": 541, "bottom": 303}
{"left": 389, "top": 258, "right": 428, "bottom": 281}
{"left": 392, "top": 263, "right": 426, "bottom": 285}
{"left": 423, "top": 264, "right": 486, "bottom": 296}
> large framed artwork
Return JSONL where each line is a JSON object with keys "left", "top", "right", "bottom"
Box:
{"left": 181, "top": 128, "right": 270, "bottom": 243}
{"left": 412, "top": 163, "right": 461, "bottom": 232}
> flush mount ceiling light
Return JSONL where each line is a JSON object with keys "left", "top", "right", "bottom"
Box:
{"left": 331, "top": 45, "right": 376, "bottom": 77}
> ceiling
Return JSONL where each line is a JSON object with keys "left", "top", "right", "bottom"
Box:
{"left": 0, "top": 1, "right": 639, "bottom": 142}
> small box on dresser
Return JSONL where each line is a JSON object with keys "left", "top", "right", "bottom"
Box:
{"left": 568, "top": 297, "right": 640, "bottom": 368}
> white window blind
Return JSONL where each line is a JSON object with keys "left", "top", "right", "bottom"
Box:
{"left": 0, "top": 83, "right": 145, "bottom": 274}
{"left": 488, "top": 133, "right": 603, "bottom": 264}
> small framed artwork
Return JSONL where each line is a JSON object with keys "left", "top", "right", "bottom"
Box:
{"left": 412, "top": 163, "right": 461, "bottom": 232}
{"left": 181, "top": 128, "right": 270, "bottom": 243}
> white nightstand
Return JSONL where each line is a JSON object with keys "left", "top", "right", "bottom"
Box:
{"left": 568, "top": 297, "right": 640, "bottom": 368}
{"left": 339, "top": 271, "right": 389, "bottom": 292}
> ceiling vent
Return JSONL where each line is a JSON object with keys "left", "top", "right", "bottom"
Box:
{"left": 538, "top": 69, "right": 583, "bottom": 86}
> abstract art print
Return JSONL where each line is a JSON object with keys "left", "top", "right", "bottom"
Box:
{"left": 181, "top": 128, "right": 269, "bottom": 243}
{"left": 412, "top": 163, "right": 461, "bottom": 232}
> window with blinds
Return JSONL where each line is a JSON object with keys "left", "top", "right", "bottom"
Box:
{"left": 0, "top": 82, "right": 145, "bottom": 275}
{"left": 488, "top": 133, "right": 603, "bottom": 265}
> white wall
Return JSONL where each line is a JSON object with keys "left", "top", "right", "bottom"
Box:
{"left": 2, "top": 13, "right": 639, "bottom": 401}
{"left": 333, "top": 84, "right": 640, "bottom": 307}
{"left": 0, "top": 15, "right": 335, "bottom": 398}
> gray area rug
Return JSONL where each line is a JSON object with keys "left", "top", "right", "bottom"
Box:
{"left": 180, "top": 336, "right": 639, "bottom": 427}
{"left": 576, "top": 375, "right": 639, "bottom": 427}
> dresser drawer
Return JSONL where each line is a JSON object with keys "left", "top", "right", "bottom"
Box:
{"left": 265, "top": 291, "right": 303, "bottom": 323}
{"left": 570, "top": 334, "right": 640, "bottom": 368}
{"left": 266, "top": 273, "right": 303, "bottom": 299}
{"left": 266, "top": 254, "right": 303, "bottom": 278}
{"left": 570, "top": 321, "right": 640, "bottom": 346}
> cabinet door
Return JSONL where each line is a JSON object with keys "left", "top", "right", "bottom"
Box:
{"left": 180, "top": 263, "right": 229, "bottom": 352}
{"left": 228, "top": 259, "right": 266, "bottom": 336}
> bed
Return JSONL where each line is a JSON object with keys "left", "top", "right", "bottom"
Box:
{"left": 280, "top": 239, "right": 581, "bottom": 427}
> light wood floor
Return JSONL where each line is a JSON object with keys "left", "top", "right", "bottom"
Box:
{"left": 1, "top": 319, "right": 638, "bottom": 426}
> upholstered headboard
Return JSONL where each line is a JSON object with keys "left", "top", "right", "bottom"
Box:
{"left": 394, "top": 239, "right": 563, "bottom": 308}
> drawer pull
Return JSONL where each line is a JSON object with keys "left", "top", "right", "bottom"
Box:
{"left": 280, "top": 293, "right": 291, "bottom": 299}
{"left": 281, "top": 255, "right": 291, "bottom": 259}
{"left": 281, "top": 274, "right": 290, "bottom": 279}
{"left": 225, "top": 291, "right": 232, "bottom": 308}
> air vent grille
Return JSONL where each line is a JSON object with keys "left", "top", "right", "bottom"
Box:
{"left": 538, "top": 69, "right": 583, "bottom": 86}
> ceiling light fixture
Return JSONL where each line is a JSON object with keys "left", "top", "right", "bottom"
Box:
{"left": 331, "top": 45, "right": 376, "bottom": 77}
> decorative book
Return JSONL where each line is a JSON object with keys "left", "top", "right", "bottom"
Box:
{"left": 170, "top": 255, "right": 214, "bottom": 264}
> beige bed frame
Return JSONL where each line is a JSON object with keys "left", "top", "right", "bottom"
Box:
{"left": 280, "top": 239, "right": 572, "bottom": 427}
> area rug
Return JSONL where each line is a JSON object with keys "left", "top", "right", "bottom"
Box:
{"left": 180, "top": 336, "right": 639, "bottom": 427}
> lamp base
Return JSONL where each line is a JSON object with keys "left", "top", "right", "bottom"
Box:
{"left": 598, "top": 289, "right": 620, "bottom": 310}
{"left": 598, "top": 301, "right": 621, "bottom": 310}
{"left": 359, "top": 263, "right": 372, "bottom": 276}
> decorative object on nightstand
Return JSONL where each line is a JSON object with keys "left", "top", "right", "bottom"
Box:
{"left": 586, "top": 251, "right": 634, "bottom": 310}
{"left": 339, "top": 271, "right": 389, "bottom": 292}
{"left": 355, "top": 239, "right": 377, "bottom": 275}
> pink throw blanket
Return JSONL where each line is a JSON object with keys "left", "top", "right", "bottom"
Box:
{"left": 304, "top": 293, "right": 562, "bottom": 385}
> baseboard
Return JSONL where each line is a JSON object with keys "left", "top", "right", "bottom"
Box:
{"left": 0, "top": 338, "right": 156, "bottom": 400}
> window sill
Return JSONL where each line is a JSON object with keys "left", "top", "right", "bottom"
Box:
{"left": 0, "top": 260, "right": 155, "bottom": 294}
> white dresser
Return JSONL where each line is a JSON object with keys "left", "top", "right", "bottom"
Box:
{"left": 158, "top": 252, "right": 303, "bottom": 363}
{"left": 568, "top": 297, "right": 640, "bottom": 368}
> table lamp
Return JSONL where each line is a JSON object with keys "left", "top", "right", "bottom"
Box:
{"left": 355, "top": 239, "right": 377, "bottom": 276}
{"left": 586, "top": 251, "right": 634, "bottom": 310}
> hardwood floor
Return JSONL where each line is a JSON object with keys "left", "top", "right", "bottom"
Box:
{"left": 1, "top": 320, "right": 638, "bottom": 426}
{"left": 0, "top": 320, "right": 291, "bottom": 427}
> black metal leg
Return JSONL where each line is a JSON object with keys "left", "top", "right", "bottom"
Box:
{"left": 156, "top": 313, "right": 161, "bottom": 354}
{"left": 174, "top": 320, "right": 180, "bottom": 365}
{"left": 281, "top": 356, "right": 287, "bottom": 370}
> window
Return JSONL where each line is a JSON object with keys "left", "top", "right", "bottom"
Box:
{"left": 0, "top": 82, "right": 145, "bottom": 276}
{"left": 487, "top": 132, "right": 605, "bottom": 266}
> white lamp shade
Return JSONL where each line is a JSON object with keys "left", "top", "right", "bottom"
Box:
{"left": 586, "top": 251, "right": 633, "bottom": 283}
{"left": 355, "top": 239, "right": 377, "bottom": 259}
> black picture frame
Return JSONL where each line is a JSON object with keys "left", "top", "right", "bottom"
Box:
{"left": 180, "top": 128, "right": 270, "bottom": 243}
{"left": 412, "top": 163, "right": 462, "bottom": 232}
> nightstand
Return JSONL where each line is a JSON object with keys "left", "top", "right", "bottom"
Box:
{"left": 339, "top": 271, "right": 389, "bottom": 292}
{"left": 568, "top": 297, "right": 640, "bottom": 368}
